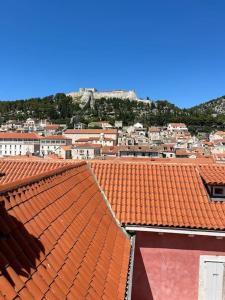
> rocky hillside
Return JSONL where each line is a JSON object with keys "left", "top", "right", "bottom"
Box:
{"left": 189, "top": 95, "right": 225, "bottom": 115}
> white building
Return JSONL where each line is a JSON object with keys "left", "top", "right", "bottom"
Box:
{"left": 55, "top": 145, "right": 72, "bottom": 159}
{"left": 88, "top": 121, "right": 113, "bottom": 129}
{"left": 75, "top": 135, "right": 114, "bottom": 147}
{"left": 0, "top": 132, "right": 40, "bottom": 157}
{"left": 209, "top": 131, "right": 225, "bottom": 142}
{"left": 167, "top": 123, "right": 188, "bottom": 134}
{"left": 64, "top": 129, "right": 118, "bottom": 145}
{"left": 40, "top": 135, "right": 72, "bottom": 156}
{"left": 72, "top": 144, "right": 101, "bottom": 160}
{"left": 148, "top": 127, "right": 161, "bottom": 142}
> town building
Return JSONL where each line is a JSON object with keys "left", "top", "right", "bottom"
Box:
{"left": 167, "top": 123, "right": 189, "bottom": 134}
{"left": 0, "top": 132, "right": 40, "bottom": 157}
{"left": 88, "top": 121, "right": 113, "bottom": 129}
{"left": 40, "top": 135, "right": 72, "bottom": 157}
{"left": 72, "top": 143, "right": 101, "bottom": 159}
{"left": 209, "top": 131, "right": 225, "bottom": 142}
{"left": 75, "top": 136, "right": 114, "bottom": 147}
{"left": 148, "top": 126, "right": 161, "bottom": 143}
{"left": 63, "top": 129, "right": 118, "bottom": 145}
{"left": 118, "top": 145, "right": 160, "bottom": 158}
{"left": 160, "top": 143, "right": 176, "bottom": 158}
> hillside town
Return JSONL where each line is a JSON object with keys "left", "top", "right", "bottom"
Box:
{"left": 2, "top": 0, "right": 225, "bottom": 298}
{"left": 0, "top": 117, "right": 224, "bottom": 163}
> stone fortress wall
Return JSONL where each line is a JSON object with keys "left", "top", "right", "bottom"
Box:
{"left": 66, "top": 88, "right": 146, "bottom": 102}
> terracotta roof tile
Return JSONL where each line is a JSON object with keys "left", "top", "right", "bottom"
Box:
{"left": 199, "top": 165, "right": 225, "bottom": 185}
{"left": 0, "top": 161, "right": 130, "bottom": 299}
{"left": 0, "top": 159, "right": 75, "bottom": 184}
{"left": 91, "top": 161, "right": 225, "bottom": 230}
{"left": 0, "top": 132, "right": 40, "bottom": 139}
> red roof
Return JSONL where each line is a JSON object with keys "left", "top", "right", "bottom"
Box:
{"left": 74, "top": 143, "right": 101, "bottom": 149}
{"left": 168, "top": 123, "right": 187, "bottom": 128}
{"left": 64, "top": 129, "right": 117, "bottom": 134}
{"left": 148, "top": 127, "right": 160, "bottom": 132}
{"left": 0, "top": 160, "right": 75, "bottom": 184}
{"left": 91, "top": 161, "right": 225, "bottom": 230}
{"left": 102, "top": 146, "right": 119, "bottom": 155}
{"left": 199, "top": 165, "right": 225, "bottom": 185}
{"left": 45, "top": 124, "right": 59, "bottom": 130}
{"left": 0, "top": 132, "right": 40, "bottom": 139}
{"left": 0, "top": 161, "right": 130, "bottom": 299}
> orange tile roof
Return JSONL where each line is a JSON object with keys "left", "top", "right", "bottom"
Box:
{"left": 0, "top": 132, "right": 40, "bottom": 139}
{"left": 199, "top": 165, "right": 225, "bottom": 185}
{"left": 102, "top": 146, "right": 119, "bottom": 155}
{"left": 148, "top": 127, "right": 161, "bottom": 132}
{"left": 0, "top": 160, "right": 75, "bottom": 184}
{"left": 93, "top": 157, "right": 215, "bottom": 164}
{"left": 0, "top": 161, "right": 130, "bottom": 299}
{"left": 91, "top": 161, "right": 225, "bottom": 230}
{"left": 45, "top": 124, "right": 59, "bottom": 129}
{"left": 168, "top": 123, "right": 187, "bottom": 127}
{"left": 60, "top": 145, "right": 72, "bottom": 151}
{"left": 64, "top": 129, "right": 118, "bottom": 134}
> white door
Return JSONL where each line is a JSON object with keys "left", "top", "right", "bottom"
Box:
{"left": 199, "top": 256, "right": 225, "bottom": 300}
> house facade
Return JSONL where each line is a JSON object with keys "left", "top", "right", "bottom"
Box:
{"left": 40, "top": 135, "right": 72, "bottom": 156}
{"left": 72, "top": 143, "right": 101, "bottom": 159}
{"left": 0, "top": 132, "right": 40, "bottom": 157}
{"left": 63, "top": 129, "right": 118, "bottom": 145}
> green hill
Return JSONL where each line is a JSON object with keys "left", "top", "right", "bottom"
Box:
{"left": 1, "top": 93, "right": 225, "bottom": 134}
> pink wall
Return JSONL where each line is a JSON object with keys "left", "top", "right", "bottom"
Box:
{"left": 132, "top": 232, "right": 225, "bottom": 300}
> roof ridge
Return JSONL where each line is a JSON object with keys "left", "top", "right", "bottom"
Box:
{"left": 0, "top": 161, "right": 86, "bottom": 195}
{"left": 87, "top": 162, "right": 131, "bottom": 240}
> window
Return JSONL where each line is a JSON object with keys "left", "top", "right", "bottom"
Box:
{"left": 211, "top": 186, "right": 225, "bottom": 198}
{"left": 214, "top": 187, "right": 224, "bottom": 195}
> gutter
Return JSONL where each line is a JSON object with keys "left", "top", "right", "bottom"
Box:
{"left": 125, "top": 225, "right": 225, "bottom": 237}
{"left": 125, "top": 235, "right": 136, "bottom": 300}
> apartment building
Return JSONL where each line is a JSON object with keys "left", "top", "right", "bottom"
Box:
{"left": 40, "top": 135, "right": 72, "bottom": 156}
{"left": 72, "top": 143, "right": 101, "bottom": 159}
{"left": 167, "top": 123, "right": 188, "bottom": 134}
{"left": 0, "top": 132, "right": 40, "bottom": 157}
{"left": 64, "top": 129, "right": 118, "bottom": 145}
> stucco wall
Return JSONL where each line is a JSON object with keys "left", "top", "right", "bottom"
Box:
{"left": 132, "top": 232, "right": 225, "bottom": 300}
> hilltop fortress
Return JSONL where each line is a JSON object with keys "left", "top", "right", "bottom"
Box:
{"left": 67, "top": 87, "right": 140, "bottom": 101}
{"left": 66, "top": 88, "right": 148, "bottom": 109}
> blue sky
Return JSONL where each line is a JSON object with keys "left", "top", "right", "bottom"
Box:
{"left": 0, "top": 0, "right": 225, "bottom": 107}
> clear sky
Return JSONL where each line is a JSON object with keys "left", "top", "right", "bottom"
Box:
{"left": 0, "top": 0, "right": 225, "bottom": 107}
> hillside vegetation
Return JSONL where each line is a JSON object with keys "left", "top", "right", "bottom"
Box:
{"left": 1, "top": 93, "right": 225, "bottom": 134}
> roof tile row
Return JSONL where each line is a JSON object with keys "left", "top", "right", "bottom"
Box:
{"left": 91, "top": 161, "right": 225, "bottom": 229}
{"left": 0, "top": 161, "right": 130, "bottom": 299}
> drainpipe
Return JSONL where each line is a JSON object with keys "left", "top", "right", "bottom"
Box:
{"left": 126, "top": 234, "right": 136, "bottom": 300}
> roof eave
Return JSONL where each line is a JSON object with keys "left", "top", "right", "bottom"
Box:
{"left": 125, "top": 225, "right": 225, "bottom": 237}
